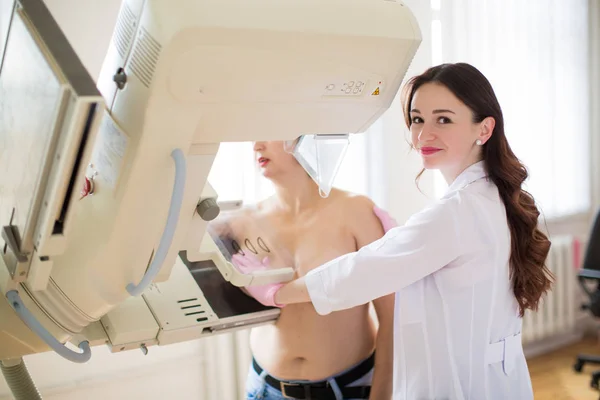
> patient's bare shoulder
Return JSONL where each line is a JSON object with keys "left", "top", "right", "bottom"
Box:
{"left": 332, "top": 190, "right": 384, "bottom": 247}
{"left": 330, "top": 189, "right": 376, "bottom": 216}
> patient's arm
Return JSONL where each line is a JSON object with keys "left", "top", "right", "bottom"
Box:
{"left": 346, "top": 196, "right": 394, "bottom": 400}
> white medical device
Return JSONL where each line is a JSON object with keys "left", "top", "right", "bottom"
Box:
{"left": 0, "top": 0, "right": 420, "bottom": 397}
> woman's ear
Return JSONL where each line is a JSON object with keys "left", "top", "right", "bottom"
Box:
{"left": 478, "top": 116, "right": 495, "bottom": 145}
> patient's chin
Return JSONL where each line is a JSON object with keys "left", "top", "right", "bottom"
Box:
{"left": 260, "top": 166, "right": 277, "bottom": 179}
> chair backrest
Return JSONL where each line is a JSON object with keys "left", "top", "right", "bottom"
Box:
{"left": 582, "top": 208, "right": 600, "bottom": 271}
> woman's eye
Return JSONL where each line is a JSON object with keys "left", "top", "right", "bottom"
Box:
{"left": 411, "top": 116, "right": 423, "bottom": 124}
{"left": 438, "top": 116, "right": 452, "bottom": 124}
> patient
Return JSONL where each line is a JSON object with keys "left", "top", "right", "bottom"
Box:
{"left": 212, "top": 141, "right": 394, "bottom": 400}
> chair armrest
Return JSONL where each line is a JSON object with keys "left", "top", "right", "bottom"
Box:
{"left": 578, "top": 269, "right": 600, "bottom": 298}
{"left": 578, "top": 269, "right": 600, "bottom": 280}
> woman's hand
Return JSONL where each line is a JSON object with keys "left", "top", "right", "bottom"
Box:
{"left": 373, "top": 205, "right": 398, "bottom": 233}
{"left": 231, "top": 253, "right": 285, "bottom": 308}
{"left": 231, "top": 252, "right": 271, "bottom": 274}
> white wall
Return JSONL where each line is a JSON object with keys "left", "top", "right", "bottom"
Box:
{"left": 0, "top": 331, "right": 253, "bottom": 400}
{"left": 1, "top": 340, "right": 206, "bottom": 400}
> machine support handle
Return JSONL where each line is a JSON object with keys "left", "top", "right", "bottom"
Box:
{"left": 6, "top": 290, "right": 91, "bottom": 363}
{"left": 126, "top": 148, "right": 187, "bottom": 296}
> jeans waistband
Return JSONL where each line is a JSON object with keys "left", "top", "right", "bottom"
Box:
{"left": 252, "top": 352, "right": 374, "bottom": 399}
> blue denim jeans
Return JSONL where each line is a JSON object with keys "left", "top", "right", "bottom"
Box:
{"left": 245, "top": 356, "right": 374, "bottom": 400}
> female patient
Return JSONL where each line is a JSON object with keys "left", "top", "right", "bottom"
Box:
{"left": 212, "top": 141, "right": 394, "bottom": 400}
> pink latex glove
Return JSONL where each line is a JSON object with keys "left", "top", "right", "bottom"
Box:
{"left": 373, "top": 205, "right": 398, "bottom": 233}
{"left": 231, "top": 253, "right": 285, "bottom": 308}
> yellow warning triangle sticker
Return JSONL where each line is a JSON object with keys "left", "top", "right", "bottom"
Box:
{"left": 371, "top": 87, "right": 380, "bottom": 96}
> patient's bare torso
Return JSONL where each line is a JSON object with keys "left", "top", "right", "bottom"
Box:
{"left": 225, "top": 190, "right": 377, "bottom": 380}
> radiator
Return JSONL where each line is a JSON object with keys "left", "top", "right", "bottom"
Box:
{"left": 522, "top": 235, "right": 583, "bottom": 347}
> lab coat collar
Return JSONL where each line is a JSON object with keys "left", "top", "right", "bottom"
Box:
{"left": 442, "top": 161, "right": 488, "bottom": 198}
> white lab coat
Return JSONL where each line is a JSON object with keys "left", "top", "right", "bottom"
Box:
{"left": 304, "top": 161, "right": 533, "bottom": 400}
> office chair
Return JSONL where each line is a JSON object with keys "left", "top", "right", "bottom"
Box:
{"left": 573, "top": 208, "right": 600, "bottom": 390}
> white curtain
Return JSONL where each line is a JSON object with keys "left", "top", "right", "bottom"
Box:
{"left": 431, "top": 0, "right": 591, "bottom": 219}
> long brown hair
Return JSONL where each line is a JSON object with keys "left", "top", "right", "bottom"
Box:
{"left": 401, "top": 63, "right": 553, "bottom": 317}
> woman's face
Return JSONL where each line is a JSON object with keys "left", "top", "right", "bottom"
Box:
{"left": 409, "top": 82, "right": 494, "bottom": 183}
{"left": 253, "top": 140, "right": 300, "bottom": 179}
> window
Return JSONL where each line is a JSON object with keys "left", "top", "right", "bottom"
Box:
{"left": 207, "top": 142, "right": 274, "bottom": 204}
{"left": 431, "top": 0, "right": 591, "bottom": 219}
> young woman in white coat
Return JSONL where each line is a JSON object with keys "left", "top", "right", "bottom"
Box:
{"left": 241, "top": 62, "right": 554, "bottom": 400}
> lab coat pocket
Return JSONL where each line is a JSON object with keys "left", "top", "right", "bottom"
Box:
{"left": 397, "top": 280, "right": 425, "bottom": 325}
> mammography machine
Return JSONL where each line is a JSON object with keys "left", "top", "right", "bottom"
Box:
{"left": 0, "top": 0, "right": 420, "bottom": 397}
